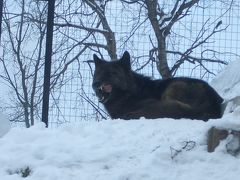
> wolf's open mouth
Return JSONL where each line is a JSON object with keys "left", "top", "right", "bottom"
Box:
{"left": 99, "top": 84, "right": 112, "bottom": 93}
{"left": 97, "top": 84, "right": 112, "bottom": 103}
{"left": 98, "top": 93, "right": 110, "bottom": 104}
{"left": 98, "top": 95, "right": 107, "bottom": 103}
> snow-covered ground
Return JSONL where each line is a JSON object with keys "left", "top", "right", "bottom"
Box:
{"left": 0, "top": 113, "right": 10, "bottom": 138}
{"left": 0, "top": 117, "right": 239, "bottom": 180}
{"left": 0, "top": 60, "right": 240, "bottom": 180}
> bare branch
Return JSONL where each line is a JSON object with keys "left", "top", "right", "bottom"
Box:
{"left": 84, "top": 0, "right": 117, "bottom": 60}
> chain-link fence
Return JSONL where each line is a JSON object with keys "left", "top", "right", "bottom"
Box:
{"left": 1, "top": 0, "right": 240, "bottom": 127}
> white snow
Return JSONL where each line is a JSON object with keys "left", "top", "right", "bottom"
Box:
{"left": 211, "top": 60, "right": 240, "bottom": 101}
{"left": 211, "top": 60, "right": 240, "bottom": 114}
{"left": 0, "top": 112, "right": 11, "bottom": 138}
{"left": 0, "top": 60, "right": 240, "bottom": 180}
{"left": 0, "top": 117, "right": 239, "bottom": 180}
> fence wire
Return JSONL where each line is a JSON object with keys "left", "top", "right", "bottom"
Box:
{"left": 46, "top": 0, "right": 240, "bottom": 127}
{"left": 1, "top": 0, "right": 240, "bottom": 127}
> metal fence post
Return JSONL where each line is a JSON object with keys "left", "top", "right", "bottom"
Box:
{"left": 42, "top": 0, "right": 55, "bottom": 128}
{"left": 0, "top": 0, "right": 3, "bottom": 41}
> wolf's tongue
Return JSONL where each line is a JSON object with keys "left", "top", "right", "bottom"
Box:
{"left": 102, "top": 84, "right": 112, "bottom": 93}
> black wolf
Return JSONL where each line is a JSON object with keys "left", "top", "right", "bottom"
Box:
{"left": 92, "top": 51, "right": 223, "bottom": 121}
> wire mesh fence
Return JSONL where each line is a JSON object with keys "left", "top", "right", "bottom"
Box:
{"left": 1, "top": 0, "right": 240, "bottom": 127}
{"left": 46, "top": 0, "right": 240, "bottom": 127}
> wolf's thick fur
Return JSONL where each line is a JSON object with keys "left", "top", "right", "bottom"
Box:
{"left": 92, "top": 51, "right": 223, "bottom": 121}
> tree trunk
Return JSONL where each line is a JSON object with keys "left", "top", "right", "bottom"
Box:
{"left": 24, "top": 103, "right": 30, "bottom": 128}
{"left": 145, "top": 0, "right": 172, "bottom": 79}
{"left": 85, "top": 0, "right": 117, "bottom": 60}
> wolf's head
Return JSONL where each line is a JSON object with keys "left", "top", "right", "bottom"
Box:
{"left": 92, "top": 51, "right": 135, "bottom": 104}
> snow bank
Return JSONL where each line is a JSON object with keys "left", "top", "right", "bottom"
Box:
{"left": 0, "top": 112, "right": 10, "bottom": 138}
{"left": 0, "top": 117, "right": 240, "bottom": 180}
{"left": 211, "top": 60, "right": 240, "bottom": 114}
{"left": 211, "top": 60, "right": 240, "bottom": 101}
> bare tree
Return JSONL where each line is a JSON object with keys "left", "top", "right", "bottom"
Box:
{"left": 0, "top": 0, "right": 47, "bottom": 127}
{"left": 50, "top": 0, "right": 117, "bottom": 60}
{"left": 122, "top": 0, "right": 230, "bottom": 79}
{"left": 1, "top": 0, "right": 117, "bottom": 126}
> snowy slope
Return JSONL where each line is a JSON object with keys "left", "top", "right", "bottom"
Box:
{"left": 0, "top": 117, "right": 240, "bottom": 180}
{"left": 211, "top": 60, "right": 240, "bottom": 114}
{"left": 0, "top": 61, "right": 240, "bottom": 180}
{"left": 211, "top": 60, "right": 240, "bottom": 101}
{"left": 0, "top": 113, "right": 10, "bottom": 138}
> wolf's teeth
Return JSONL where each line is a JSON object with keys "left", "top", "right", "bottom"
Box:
{"left": 99, "top": 96, "right": 105, "bottom": 102}
{"left": 100, "top": 86, "right": 103, "bottom": 90}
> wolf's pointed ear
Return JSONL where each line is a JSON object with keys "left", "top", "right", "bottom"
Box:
{"left": 120, "top": 51, "right": 131, "bottom": 69}
{"left": 93, "top": 54, "right": 103, "bottom": 66}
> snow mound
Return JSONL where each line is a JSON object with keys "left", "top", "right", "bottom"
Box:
{"left": 211, "top": 60, "right": 240, "bottom": 114}
{"left": 211, "top": 60, "right": 240, "bottom": 101}
{"left": 0, "top": 117, "right": 240, "bottom": 180}
{"left": 0, "top": 112, "right": 10, "bottom": 138}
